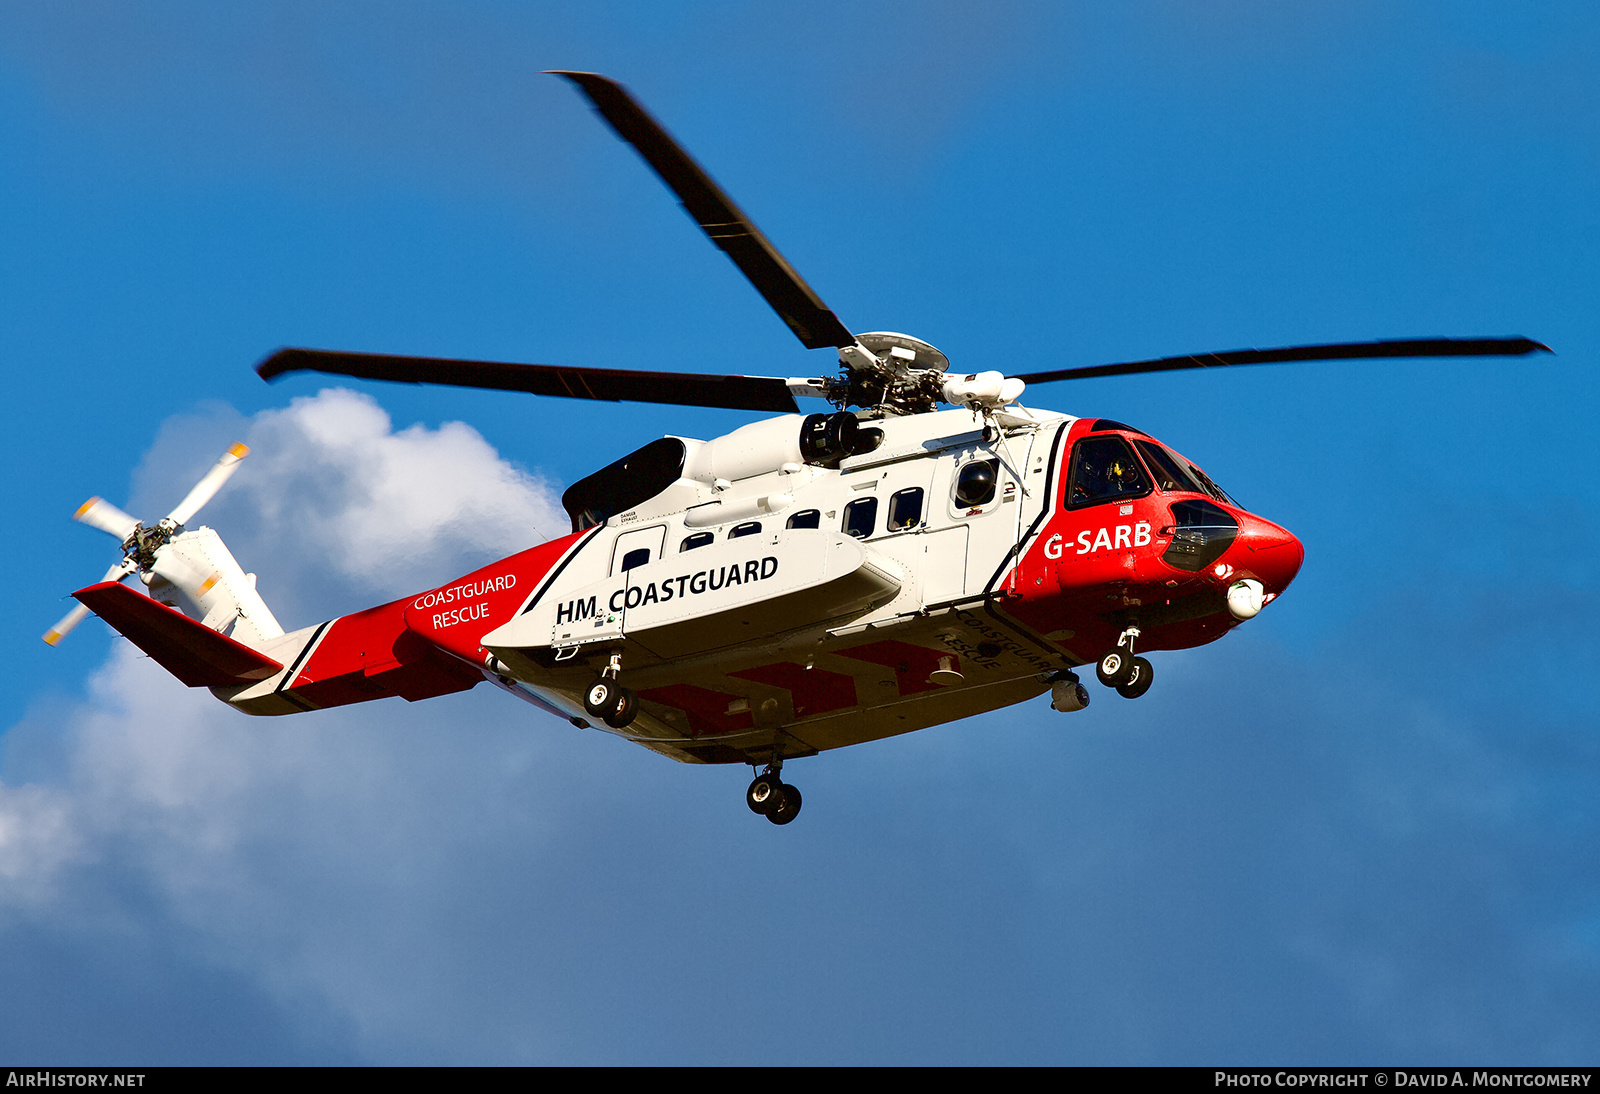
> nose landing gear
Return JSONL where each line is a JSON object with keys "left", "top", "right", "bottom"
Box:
{"left": 1095, "top": 626, "right": 1140, "bottom": 687}
{"left": 1096, "top": 627, "right": 1154, "bottom": 698}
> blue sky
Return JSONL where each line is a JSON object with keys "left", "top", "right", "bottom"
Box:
{"left": 2, "top": 1, "right": 1596, "bottom": 1064}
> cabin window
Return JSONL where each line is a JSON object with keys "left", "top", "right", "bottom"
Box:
{"left": 1066, "top": 435, "right": 1151, "bottom": 509}
{"left": 786, "top": 509, "right": 821, "bottom": 529}
{"left": 954, "top": 459, "right": 999, "bottom": 508}
{"left": 729, "top": 521, "right": 761, "bottom": 539}
{"left": 680, "top": 532, "right": 714, "bottom": 552}
{"left": 887, "top": 487, "right": 924, "bottom": 531}
{"left": 842, "top": 497, "right": 877, "bottom": 539}
{"left": 620, "top": 547, "right": 652, "bottom": 572}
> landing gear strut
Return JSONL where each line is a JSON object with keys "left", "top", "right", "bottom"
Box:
{"left": 582, "top": 651, "right": 639, "bottom": 729}
{"left": 745, "top": 757, "right": 802, "bottom": 825}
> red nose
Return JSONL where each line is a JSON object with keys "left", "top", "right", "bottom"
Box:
{"left": 1234, "top": 514, "right": 1304, "bottom": 594}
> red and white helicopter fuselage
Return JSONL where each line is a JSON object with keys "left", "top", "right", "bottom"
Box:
{"left": 69, "top": 405, "right": 1302, "bottom": 776}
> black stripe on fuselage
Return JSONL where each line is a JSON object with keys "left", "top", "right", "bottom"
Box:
{"left": 273, "top": 620, "right": 331, "bottom": 711}
{"left": 519, "top": 527, "right": 604, "bottom": 615}
{"left": 983, "top": 420, "right": 1069, "bottom": 595}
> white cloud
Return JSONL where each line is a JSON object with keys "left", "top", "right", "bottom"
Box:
{"left": 221, "top": 388, "right": 566, "bottom": 616}
{"left": 0, "top": 778, "right": 81, "bottom": 909}
{"left": 1, "top": 390, "right": 585, "bottom": 1061}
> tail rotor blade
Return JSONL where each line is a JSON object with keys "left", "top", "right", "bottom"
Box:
{"left": 74, "top": 496, "right": 140, "bottom": 540}
{"left": 43, "top": 604, "right": 92, "bottom": 646}
{"left": 166, "top": 443, "right": 250, "bottom": 527}
{"left": 43, "top": 559, "right": 135, "bottom": 645}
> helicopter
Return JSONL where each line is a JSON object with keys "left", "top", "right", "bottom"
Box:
{"left": 47, "top": 72, "right": 1549, "bottom": 825}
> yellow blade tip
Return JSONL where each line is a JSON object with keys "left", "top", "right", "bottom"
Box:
{"left": 74, "top": 497, "right": 101, "bottom": 519}
{"left": 43, "top": 629, "right": 62, "bottom": 646}
{"left": 228, "top": 442, "right": 250, "bottom": 459}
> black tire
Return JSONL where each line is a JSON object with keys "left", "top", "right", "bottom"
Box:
{"left": 1116, "top": 657, "right": 1154, "bottom": 699}
{"left": 1096, "top": 648, "right": 1135, "bottom": 688}
{"left": 767, "top": 783, "right": 802, "bottom": 825}
{"left": 604, "top": 686, "right": 639, "bottom": 729}
{"left": 583, "top": 678, "right": 618, "bottom": 717}
{"left": 746, "top": 774, "right": 782, "bottom": 815}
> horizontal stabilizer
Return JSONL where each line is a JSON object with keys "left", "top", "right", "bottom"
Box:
{"left": 73, "top": 581, "right": 283, "bottom": 687}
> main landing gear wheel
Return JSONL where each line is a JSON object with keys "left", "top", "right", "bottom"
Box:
{"left": 746, "top": 770, "right": 802, "bottom": 824}
{"left": 583, "top": 678, "right": 617, "bottom": 716}
{"left": 746, "top": 773, "right": 784, "bottom": 815}
{"left": 605, "top": 687, "right": 639, "bottom": 729}
{"left": 767, "top": 783, "right": 802, "bottom": 825}
{"left": 583, "top": 677, "right": 639, "bottom": 729}
{"left": 1116, "top": 656, "right": 1153, "bottom": 699}
{"left": 1096, "top": 648, "right": 1136, "bottom": 688}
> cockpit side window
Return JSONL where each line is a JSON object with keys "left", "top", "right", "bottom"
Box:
{"left": 1066, "top": 435, "right": 1151, "bottom": 509}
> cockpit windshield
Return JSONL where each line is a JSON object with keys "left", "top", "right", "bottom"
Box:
{"left": 1131, "top": 438, "right": 1240, "bottom": 508}
{"left": 1133, "top": 439, "right": 1205, "bottom": 494}
{"left": 1188, "top": 464, "right": 1239, "bottom": 508}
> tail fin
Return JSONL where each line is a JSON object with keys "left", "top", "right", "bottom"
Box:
{"left": 143, "top": 526, "right": 284, "bottom": 650}
{"left": 73, "top": 581, "right": 282, "bottom": 687}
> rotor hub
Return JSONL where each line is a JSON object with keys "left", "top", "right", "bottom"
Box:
{"left": 835, "top": 332, "right": 952, "bottom": 414}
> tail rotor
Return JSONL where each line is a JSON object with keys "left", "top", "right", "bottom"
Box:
{"left": 44, "top": 443, "right": 251, "bottom": 646}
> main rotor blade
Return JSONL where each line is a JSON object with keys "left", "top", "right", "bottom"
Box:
{"left": 1012, "top": 337, "right": 1552, "bottom": 385}
{"left": 73, "top": 496, "right": 140, "bottom": 541}
{"left": 43, "top": 559, "right": 135, "bottom": 645}
{"left": 258, "top": 348, "right": 808, "bottom": 413}
{"left": 166, "top": 442, "right": 249, "bottom": 527}
{"left": 550, "top": 71, "right": 855, "bottom": 352}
